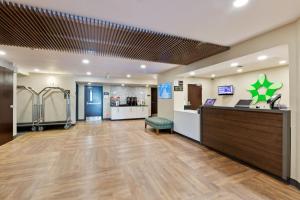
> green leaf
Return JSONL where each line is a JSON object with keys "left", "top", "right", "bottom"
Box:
{"left": 252, "top": 95, "right": 259, "bottom": 104}
{"left": 269, "top": 82, "right": 283, "bottom": 90}
{"left": 258, "top": 74, "right": 266, "bottom": 85}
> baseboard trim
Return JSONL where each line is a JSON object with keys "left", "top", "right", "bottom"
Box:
{"left": 289, "top": 178, "right": 300, "bottom": 189}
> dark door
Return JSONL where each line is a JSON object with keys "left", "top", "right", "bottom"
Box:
{"left": 151, "top": 87, "right": 157, "bottom": 116}
{"left": 188, "top": 84, "right": 202, "bottom": 110}
{"left": 0, "top": 67, "right": 13, "bottom": 145}
{"left": 85, "top": 86, "right": 103, "bottom": 117}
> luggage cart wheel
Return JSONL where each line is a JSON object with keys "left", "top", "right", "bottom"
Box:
{"left": 38, "top": 126, "right": 44, "bottom": 131}
{"left": 32, "top": 126, "right": 37, "bottom": 132}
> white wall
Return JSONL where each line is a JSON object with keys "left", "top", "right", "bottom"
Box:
{"left": 174, "top": 77, "right": 213, "bottom": 111}
{"left": 17, "top": 74, "right": 76, "bottom": 124}
{"left": 212, "top": 65, "right": 289, "bottom": 107}
{"left": 77, "top": 84, "right": 85, "bottom": 120}
{"left": 17, "top": 73, "right": 156, "bottom": 124}
{"left": 76, "top": 84, "right": 151, "bottom": 119}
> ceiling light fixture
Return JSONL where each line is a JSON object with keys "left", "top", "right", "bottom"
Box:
{"left": 211, "top": 74, "right": 216, "bottom": 78}
{"left": 86, "top": 71, "right": 92, "bottom": 76}
{"left": 140, "top": 64, "right": 146, "bottom": 69}
{"left": 237, "top": 68, "right": 243, "bottom": 73}
{"left": 233, "top": 0, "right": 249, "bottom": 8}
{"left": 82, "top": 59, "right": 90, "bottom": 64}
{"left": 257, "top": 55, "right": 268, "bottom": 61}
{"left": 230, "top": 62, "right": 239, "bottom": 67}
{"left": 88, "top": 82, "right": 91, "bottom": 85}
{"left": 121, "top": 83, "right": 125, "bottom": 87}
{"left": 279, "top": 60, "right": 287, "bottom": 65}
{"left": 34, "top": 68, "right": 40, "bottom": 72}
{"left": 0, "top": 50, "right": 6, "bottom": 55}
{"left": 126, "top": 74, "right": 131, "bottom": 78}
{"left": 189, "top": 72, "right": 196, "bottom": 76}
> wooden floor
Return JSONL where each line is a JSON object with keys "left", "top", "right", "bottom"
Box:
{"left": 0, "top": 120, "right": 299, "bottom": 200}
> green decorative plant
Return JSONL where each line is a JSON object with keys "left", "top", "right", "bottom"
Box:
{"left": 248, "top": 74, "right": 283, "bottom": 104}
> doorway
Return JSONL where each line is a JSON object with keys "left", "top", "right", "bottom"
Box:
{"left": 188, "top": 84, "right": 202, "bottom": 110}
{"left": 0, "top": 66, "right": 13, "bottom": 145}
{"left": 151, "top": 87, "right": 158, "bottom": 116}
{"left": 85, "top": 85, "right": 103, "bottom": 120}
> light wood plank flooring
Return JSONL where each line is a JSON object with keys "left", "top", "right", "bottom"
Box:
{"left": 0, "top": 120, "right": 299, "bottom": 200}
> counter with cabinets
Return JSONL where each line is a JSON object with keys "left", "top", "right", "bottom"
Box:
{"left": 110, "top": 106, "right": 149, "bottom": 120}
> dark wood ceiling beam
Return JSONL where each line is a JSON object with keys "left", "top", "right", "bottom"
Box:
{"left": 0, "top": 0, "right": 229, "bottom": 64}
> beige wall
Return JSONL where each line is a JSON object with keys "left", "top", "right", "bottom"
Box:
{"left": 76, "top": 84, "right": 152, "bottom": 120}
{"left": 17, "top": 73, "right": 156, "bottom": 124}
{"left": 77, "top": 84, "right": 85, "bottom": 120}
{"left": 158, "top": 20, "right": 300, "bottom": 182}
{"left": 174, "top": 77, "right": 213, "bottom": 111}
{"left": 17, "top": 74, "right": 76, "bottom": 124}
{"left": 212, "top": 65, "right": 289, "bottom": 107}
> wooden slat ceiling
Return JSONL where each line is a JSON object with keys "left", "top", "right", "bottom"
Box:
{"left": 0, "top": 1, "right": 229, "bottom": 65}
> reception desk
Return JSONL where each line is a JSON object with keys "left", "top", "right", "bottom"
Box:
{"left": 174, "top": 110, "right": 201, "bottom": 141}
{"left": 201, "top": 106, "right": 291, "bottom": 180}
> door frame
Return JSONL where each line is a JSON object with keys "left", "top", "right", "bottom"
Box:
{"left": 151, "top": 87, "right": 158, "bottom": 116}
{"left": 0, "top": 66, "right": 13, "bottom": 145}
{"left": 84, "top": 85, "right": 103, "bottom": 119}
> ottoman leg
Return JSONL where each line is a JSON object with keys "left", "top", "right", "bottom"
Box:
{"left": 156, "top": 129, "right": 159, "bottom": 134}
{"left": 145, "top": 122, "right": 147, "bottom": 129}
{"left": 170, "top": 128, "right": 173, "bottom": 134}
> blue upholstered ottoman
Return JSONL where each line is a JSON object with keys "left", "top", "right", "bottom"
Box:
{"left": 145, "top": 117, "right": 173, "bottom": 134}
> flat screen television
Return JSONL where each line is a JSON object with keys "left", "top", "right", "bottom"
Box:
{"left": 158, "top": 82, "right": 172, "bottom": 99}
{"left": 218, "top": 85, "right": 234, "bottom": 95}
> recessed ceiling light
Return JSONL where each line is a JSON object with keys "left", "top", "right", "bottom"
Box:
{"left": 237, "top": 68, "right": 243, "bottom": 73}
{"left": 0, "top": 50, "right": 6, "bottom": 55}
{"left": 82, "top": 59, "right": 90, "bottom": 64}
{"left": 121, "top": 83, "right": 125, "bottom": 87}
{"left": 233, "top": 0, "right": 249, "bottom": 8}
{"left": 211, "top": 74, "right": 216, "bottom": 78}
{"left": 189, "top": 72, "right": 196, "bottom": 76}
{"left": 126, "top": 74, "right": 131, "bottom": 78}
{"left": 86, "top": 71, "right": 92, "bottom": 76}
{"left": 257, "top": 55, "right": 268, "bottom": 61}
{"left": 34, "top": 68, "right": 40, "bottom": 72}
{"left": 140, "top": 64, "right": 147, "bottom": 69}
{"left": 279, "top": 60, "right": 287, "bottom": 65}
{"left": 230, "top": 62, "right": 239, "bottom": 67}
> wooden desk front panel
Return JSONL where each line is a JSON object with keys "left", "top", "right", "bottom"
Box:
{"left": 202, "top": 108, "right": 283, "bottom": 177}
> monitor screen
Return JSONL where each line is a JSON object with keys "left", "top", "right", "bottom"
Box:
{"left": 235, "top": 99, "right": 252, "bottom": 108}
{"left": 204, "top": 99, "right": 216, "bottom": 106}
{"left": 158, "top": 82, "right": 172, "bottom": 99}
{"left": 218, "top": 85, "right": 234, "bottom": 95}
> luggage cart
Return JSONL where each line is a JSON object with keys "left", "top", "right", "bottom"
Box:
{"left": 37, "top": 87, "right": 72, "bottom": 131}
{"left": 17, "top": 86, "right": 40, "bottom": 131}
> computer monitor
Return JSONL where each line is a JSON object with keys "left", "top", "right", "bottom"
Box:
{"left": 204, "top": 99, "right": 216, "bottom": 106}
{"left": 235, "top": 99, "right": 252, "bottom": 108}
